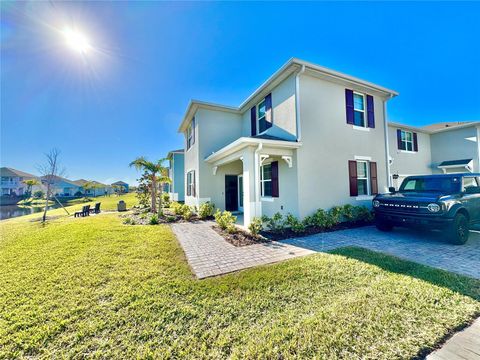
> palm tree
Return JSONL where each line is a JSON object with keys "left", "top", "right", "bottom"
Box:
{"left": 23, "top": 179, "right": 40, "bottom": 197}
{"left": 81, "top": 181, "right": 94, "bottom": 199}
{"left": 129, "top": 157, "right": 170, "bottom": 214}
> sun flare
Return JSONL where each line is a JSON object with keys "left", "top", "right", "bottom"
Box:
{"left": 63, "top": 28, "right": 91, "bottom": 54}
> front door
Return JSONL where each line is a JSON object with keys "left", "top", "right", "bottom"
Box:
{"left": 225, "top": 175, "right": 238, "bottom": 211}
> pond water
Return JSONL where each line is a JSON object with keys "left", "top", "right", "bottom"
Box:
{"left": 0, "top": 204, "right": 62, "bottom": 220}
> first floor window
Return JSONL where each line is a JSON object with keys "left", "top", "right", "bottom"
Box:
{"left": 353, "top": 92, "right": 365, "bottom": 127}
{"left": 187, "top": 170, "right": 195, "bottom": 197}
{"left": 400, "top": 130, "right": 413, "bottom": 151}
{"left": 260, "top": 163, "right": 272, "bottom": 197}
{"left": 356, "top": 161, "right": 369, "bottom": 195}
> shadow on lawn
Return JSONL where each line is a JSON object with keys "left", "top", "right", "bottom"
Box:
{"left": 329, "top": 246, "right": 480, "bottom": 301}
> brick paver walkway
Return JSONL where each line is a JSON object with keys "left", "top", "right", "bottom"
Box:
{"left": 171, "top": 221, "right": 314, "bottom": 279}
{"left": 283, "top": 226, "right": 480, "bottom": 279}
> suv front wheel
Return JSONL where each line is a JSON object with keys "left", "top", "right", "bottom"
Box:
{"left": 448, "top": 213, "right": 469, "bottom": 245}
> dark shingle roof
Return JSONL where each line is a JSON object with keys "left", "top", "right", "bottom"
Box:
{"left": 438, "top": 159, "right": 473, "bottom": 167}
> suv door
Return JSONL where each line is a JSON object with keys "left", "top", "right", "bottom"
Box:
{"left": 462, "top": 176, "right": 480, "bottom": 223}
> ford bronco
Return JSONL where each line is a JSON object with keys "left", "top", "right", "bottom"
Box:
{"left": 373, "top": 173, "right": 480, "bottom": 244}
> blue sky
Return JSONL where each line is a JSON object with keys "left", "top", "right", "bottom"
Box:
{"left": 1, "top": 1, "right": 479, "bottom": 185}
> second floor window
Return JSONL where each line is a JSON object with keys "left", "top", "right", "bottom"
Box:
{"left": 260, "top": 163, "right": 272, "bottom": 197}
{"left": 400, "top": 130, "right": 413, "bottom": 151}
{"left": 257, "top": 99, "right": 267, "bottom": 133}
{"left": 353, "top": 93, "right": 366, "bottom": 127}
{"left": 186, "top": 117, "right": 195, "bottom": 150}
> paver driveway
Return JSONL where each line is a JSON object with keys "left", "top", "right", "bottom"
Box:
{"left": 283, "top": 226, "right": 480, "bottom": 279}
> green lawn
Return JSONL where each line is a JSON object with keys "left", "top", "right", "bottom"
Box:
{"left": 0, "top": 210, "right": 479, "bottom": 359}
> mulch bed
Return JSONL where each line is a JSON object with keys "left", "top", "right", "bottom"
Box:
{"left": 212, "top": 220, "right": 374, "bottom": 246}
{"left": 121, "top": 207, "right": 202, "bottom": 225}
{"left": 261, "top": 220, "right": 374, "bottom": 240}
{"left": 212, "top": 225, "right": 271, "bottom": 247}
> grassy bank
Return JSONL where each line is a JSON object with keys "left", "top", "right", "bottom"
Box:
{"left": 0, "top": 208, "right": 479, "bottom": 358}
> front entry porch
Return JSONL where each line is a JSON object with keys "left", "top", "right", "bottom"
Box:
{"left": 205, "top": 137, "right": 302, "bottom": 227}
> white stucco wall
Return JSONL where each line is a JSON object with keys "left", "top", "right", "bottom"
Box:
{"left": 430, "top": 125, "right": 479, "bottom": 173}
{"left": 388, "top": 125, "right": 432, "bottom": 178}
{"left": 241, "top": 74, "right": 297, "bottom": 141}
{"left": 295, "top": 73, "right": 390, "bottom": 218}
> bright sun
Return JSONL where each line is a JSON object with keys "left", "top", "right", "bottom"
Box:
{"left": 63, "top": 28, "right": 91, "bottom": 54}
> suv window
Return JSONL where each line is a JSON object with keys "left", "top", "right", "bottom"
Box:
{"left": 400, "top": 177, "right": 461, "bottom": 194}
{"left": 462, "top": 177, "right": 479, "bottom": 192}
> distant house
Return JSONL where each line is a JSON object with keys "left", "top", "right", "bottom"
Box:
{"left": 73, "top": 179, "right": 112, "bottom": 196}
{"left": 1, "top": 167, "right": 39, "bottom": 196}
{"left": 41, "top": 175, "right": 83, "bottom": 197}
{"left": 111, "top": 181, "right": 129, "bottom": 193}
{"left": 167, "top": 149, "right": 185, "bottom": 202}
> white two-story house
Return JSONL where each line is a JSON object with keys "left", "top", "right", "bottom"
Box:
{"left": 178, "top": 58, "right": 398, "bottom": 227}
{"left": 388, "top": 121, "right": 480, "bottom": 188}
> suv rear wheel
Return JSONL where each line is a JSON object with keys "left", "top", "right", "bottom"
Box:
{"left": 448, "top": 213, "right": 469, "bottom": 245}
{"left": 375, "top": 218, "right": 393, "bottom": 232}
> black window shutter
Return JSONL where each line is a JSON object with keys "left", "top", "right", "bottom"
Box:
{"left": 348, "top": 160, "right": 358, "bottom": 196}
{"left": 250, "top": 106, "right": 257, "bottom": 136}
{"left": 271, "top": 161, "right": 279, "bottom": 197}
{"left": 186, "top": 172, "right": 190, "bottom": 196}
{"left": 413, "top": 132, "right": 418, "bottom": 152}
{"left": 193, "top": 171, "right": 196, "bottom": 197}
{"left": 265, "top": 93, "right": 273, "bottom": 130}
{"left": 192, "top": 117, "right": 195, "bottom": 145}
{"left": 397, "top": 129, "right": 403, "bottom": 150}
{"left": 366, "top": 95, "right": 375, "bottom": 128}
{"left": 345, "top": 89, "right": 354, "bottom": 125}
{"left": 370, "top": 162, "right": 378, "bottom": 195}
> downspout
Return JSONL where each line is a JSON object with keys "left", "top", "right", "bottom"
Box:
{"left": 383, "top": 94, "right": 394, "bottom": 188}
{"left": 476, "top": 126, "right": 480, "bottom": 172}
{"left": 295, "top": 65, "right": 306, "bottom": 141}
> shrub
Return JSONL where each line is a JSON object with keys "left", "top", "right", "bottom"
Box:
{"left": 285, "top": 213, "right": 306, "bottom": 233}
{"left": 341, "top": 204, "right": 356, "bottom": 222}
{"left": 307, "top": 209, "right": 334, "bottom": 229}
{"left": 182, "top": 206, "right": 193, "bottom": 221}
{"left": 354, "top": 206, "right": 374, "bottom": 222}
{"left": 261, "top": 212, "right": 285, "bottom": 233}
{"left": 33, "top": 190, "right": 44, "bottom": 199}
{"left": 214, "top": 209, "right": 237, "bottom": 233}
{"left": 166, "top": 215, "right": 176, "bottom": 223}
{"left": 123, "top": 217, "right": 135, "bottom": 225}
{"left": 171, "top": 202, "right": 184, "bottom": 215}
{"left": 162, "top": 193, "right": 170, "bottom": 208}
{"left": 248, "top": 217, "right": 263, "bottom": 236}
{"left": 198, "top": 202, "right": 215, "bottom": 219}
{"left": 74, "top": 191, "right": 83, "bottom": 197}
{"left": 149, "top": 214, "right": 159, "bottom": 225}
{"left": 328, "top": 206, "right": 343, "bottom": 225}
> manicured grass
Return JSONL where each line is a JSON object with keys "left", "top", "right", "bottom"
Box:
{"left": 0, "top": 213, "right": 479, "bottom": 358}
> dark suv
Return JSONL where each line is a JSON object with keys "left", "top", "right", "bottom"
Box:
{"left": 373, "top": 173, "right": 480, "bottom": 244}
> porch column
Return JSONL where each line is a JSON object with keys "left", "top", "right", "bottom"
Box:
{"left": 241, "top": 147, "right": 259, "bottom": 228}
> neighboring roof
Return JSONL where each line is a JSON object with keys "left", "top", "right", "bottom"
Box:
{"left": 438, "top": 159, "right": 473, "bottom": 167}
{"left": 0, "top": 167, "right": 37, "bottom": 178}
{"left": 40, "top": 175, "right": 80, "bottom": 186}
{"left": 72, "top": 179, "right": 88, "bottom": 186}
{"left": 167, "top": 149, "right": 184, "bottom": 158}
{"left": 205, "top": 137, "right": 302, "bottom": 164}
{"left": 422, "top": 122, "right": 473, "bottom": 132}
{"left": 178, "top": 58, "right": 399, "bottom": 133}
{"left": 112, "top": 181, "right": 128, "bottom": 185}
{"left": 388, "top": 121, "right": 480, "bottom": 135}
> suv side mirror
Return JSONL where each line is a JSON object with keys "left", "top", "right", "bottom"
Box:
{"left": 388, "top": 187, "right": 396, "bottom": 193}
